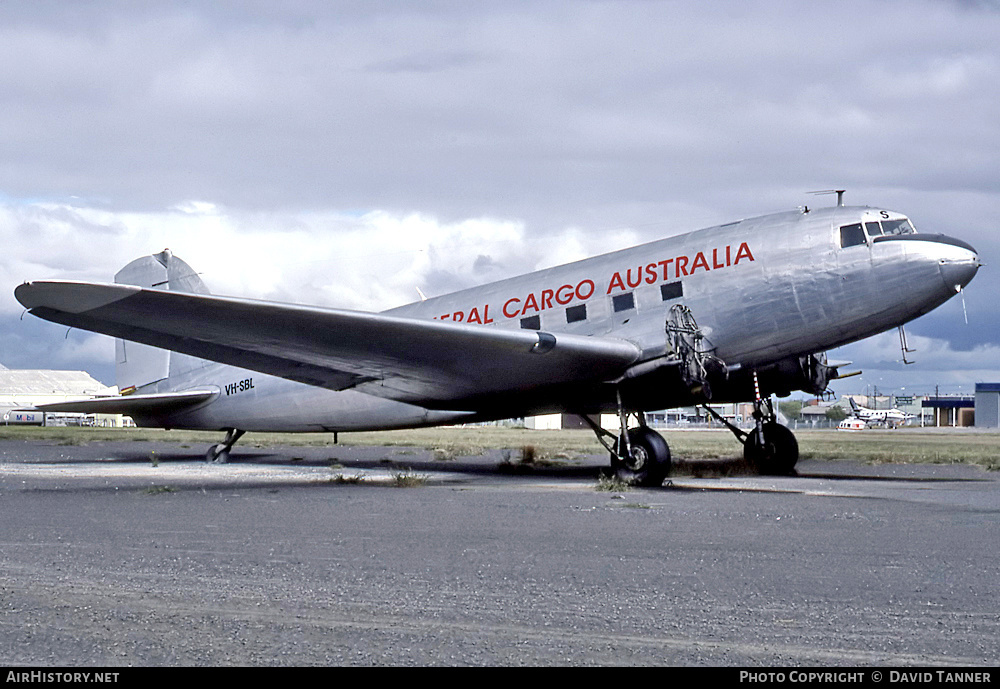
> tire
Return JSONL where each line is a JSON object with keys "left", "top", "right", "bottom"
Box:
{"left": 744, "top": 422, "right": 798, "bottom": 475}
{"left": 611, "top": 427, "right": 671, "bottom": 486}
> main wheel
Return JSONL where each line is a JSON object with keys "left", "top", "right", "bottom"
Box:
{"left": 611, "top": 427, "right": 671, "bottom": 486}
{"left": 744, "top": 422, "right": 798, "bottom": 475}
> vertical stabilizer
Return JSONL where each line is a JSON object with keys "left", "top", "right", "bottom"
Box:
{"left": 114, "top": 251, "right": 211, "bottom": 392}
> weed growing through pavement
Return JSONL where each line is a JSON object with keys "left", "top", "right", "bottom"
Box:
{"left": 596, "top": 474, "right": 634, "bottom": 491}
{"left": 391, "top": 468, "right": 427, "bottom": 487}
{"left": 328, "top": 473, "right": 365, "bottom": 484}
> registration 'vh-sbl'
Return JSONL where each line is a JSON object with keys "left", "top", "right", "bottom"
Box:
{"left": 15, "top": 196, "right": 980, "bottom": 485}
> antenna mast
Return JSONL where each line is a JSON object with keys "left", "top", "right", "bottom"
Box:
{"left": 808, "top": 189, "right": 846, "bottom": 206}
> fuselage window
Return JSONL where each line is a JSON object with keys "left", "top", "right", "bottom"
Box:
{"left": 660, "top": 281, "right": 683, "bottom": 301}
{"left": 520, "top": 315, "right": 540, "bottom": 330}
{"left": 840, "top": 223, "right": 866, "bottom": 248}
{"left": 566, "top": 304, "right": 587, "bottom": 323}
{"left": 612, "top": 292, "right": 635, "bottom": 312}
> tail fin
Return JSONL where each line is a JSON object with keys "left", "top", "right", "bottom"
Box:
{"left": 114, "top": 250, "right": 210, "bottom": 392}
{"left": 848, "top": 398, "right": 859, "bottom": 412}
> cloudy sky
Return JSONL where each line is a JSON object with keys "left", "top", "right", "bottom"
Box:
{"left": 1, "top": 0, "right": 997, "bottom": 400}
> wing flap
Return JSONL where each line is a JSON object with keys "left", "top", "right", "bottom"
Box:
{"left": 16, "top": 281, "right": 643, "bottom": 407}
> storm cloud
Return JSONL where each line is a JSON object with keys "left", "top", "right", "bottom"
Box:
{"left": 1, "top": 0, "right": 997, "bottom": 395}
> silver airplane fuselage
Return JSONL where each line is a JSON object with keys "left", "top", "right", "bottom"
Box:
{"left": 137, "top": 204, "right": 978, "bottom": 432}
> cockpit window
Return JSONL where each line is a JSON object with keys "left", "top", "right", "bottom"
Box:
{"left": 881, "top": 218, "right": 915, "bottom": 236}
{"left": 841, "top": 216, "right": 916, "bottom": 248}
{"left": 840, "top": 223, "right": 866, "bottom": 248}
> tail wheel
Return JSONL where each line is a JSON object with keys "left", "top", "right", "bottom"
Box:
{"left": 612, "top": 427, "right": 671, "bottom": 486}
{"left": 206, "top": 444, "right": 230, "bottom": 464}
{"left": 744, "top": 422, "right": 798, "bottom": 475}
{"left": 205, "top": 428, "right": 244, "bottom": 464}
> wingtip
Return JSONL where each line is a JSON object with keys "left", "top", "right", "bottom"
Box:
{"left": 13, "top": 281, "right": 38, "bottom": 309}
{"left": 14, "top": 280, "right": 137, "bottom": 314}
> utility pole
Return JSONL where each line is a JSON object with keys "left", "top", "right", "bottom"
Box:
{"left": 935, "top": 384, "right": 940, "bottom": 427}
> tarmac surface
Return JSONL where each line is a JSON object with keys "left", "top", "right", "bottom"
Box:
{"left": 1, "top": 438, "right": 998, "bottom": 666}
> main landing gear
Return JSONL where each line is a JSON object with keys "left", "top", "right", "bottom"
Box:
{"left": 205, "top": 428, "right": 245, "bottom": 463}
{"left": 742, "top": 396, "right": 799, "bottom": 475}
{"left": 580, "top": 391, "right": 671, "bottom": 487}
{"left": 612, "top": 425, "right": 671, "bottom": 486}
{"left": 700, "top": 390, "right": 799, "bottom": 476}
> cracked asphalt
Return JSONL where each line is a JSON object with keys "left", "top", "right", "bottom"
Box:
{"left": 1, "top": 439, "right": 997, "bottom": 666}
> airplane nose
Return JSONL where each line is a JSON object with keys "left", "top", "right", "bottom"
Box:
{"left": 936, "top": 238, "right": 980, "bottom": 293}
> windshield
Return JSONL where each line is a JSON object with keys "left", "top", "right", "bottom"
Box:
{"left": 881, "top": 218, "right": 915, "bottom": 235}
{"left": 840, "top": 215, "right": 916, "bottom": 248}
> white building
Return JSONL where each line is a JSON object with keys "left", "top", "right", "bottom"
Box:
{"left": 0, "top": 365, "right": 121, "bottom": 426}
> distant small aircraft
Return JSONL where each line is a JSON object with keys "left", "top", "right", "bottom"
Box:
{"left": 837, "top": 417, "right": 867, "bottom": 432}
{"left": 847, "top": 398, "right": 916, "bottom": 428}
{"left": 15, "top": 200, "right": 979, "bottom": 484}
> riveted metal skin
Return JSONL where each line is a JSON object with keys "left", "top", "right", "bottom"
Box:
{"left": 15, "top": 205, "right": 979, "bottom": 432}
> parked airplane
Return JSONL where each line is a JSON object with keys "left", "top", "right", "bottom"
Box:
{"left": 847, "top": 398, "right": 916, "bottom": 428}
{"left": 836, "top": 417, "right": 867, "bottom": 432}
{"left": 15, "top": 201, "right": 980, "bottom": 484}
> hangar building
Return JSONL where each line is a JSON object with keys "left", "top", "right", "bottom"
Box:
{"left": 0, "top": 364, "right": 118, "bottom": 426}
{"left": 975, "top": 383, "right": 1000, "bottom": 428}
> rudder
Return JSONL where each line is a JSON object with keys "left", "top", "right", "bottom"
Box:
{"left": 114, "top": 250, "right": 210, "bottom": 392}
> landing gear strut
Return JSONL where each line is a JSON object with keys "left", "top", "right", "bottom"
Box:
{"left": 206, "top": 428, "right": 245, "bottom": 464}
{"left": 580, "top": 391, "right": 671, "bottom": 486}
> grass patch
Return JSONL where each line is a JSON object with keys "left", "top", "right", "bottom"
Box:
{"left": 3, "top": 425, "right": 998, "bottom": 470}
{"left": 796, "top": 430, "right": 1000, "bottom": 470}
{"left": 596, "top": 474, "right": 633, "bottom": 492}
{"left": 390, "top": 468, "right": 427, "bottom": 487}
{"left": 328, "top": 473, "right": 365, "bottom": 484}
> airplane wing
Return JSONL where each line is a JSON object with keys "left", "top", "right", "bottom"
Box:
{"left": 15, "top": 281, "right": 644, "bottom": 409}
{"left": 32, "top": 390, "right": 217, "bottom": 416}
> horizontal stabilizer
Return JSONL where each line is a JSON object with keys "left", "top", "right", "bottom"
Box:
{"left": 34, "top": 389, "right": 217, "bottom": 415}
